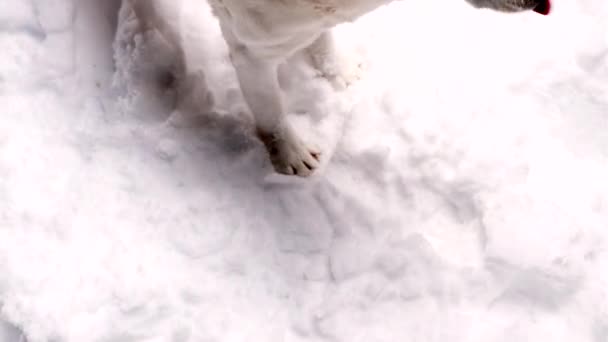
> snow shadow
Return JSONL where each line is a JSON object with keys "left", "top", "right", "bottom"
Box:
{"left": 0, "top": 318, "right": 25, "bottom": 342}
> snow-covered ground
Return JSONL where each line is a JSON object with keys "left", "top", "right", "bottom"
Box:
{"left": 1, "top": 0, "right": 608, "bottom": 341}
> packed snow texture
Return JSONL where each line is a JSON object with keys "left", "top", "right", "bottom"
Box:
{"left": 1, "top": 0, "right": 608, "bottom": 341}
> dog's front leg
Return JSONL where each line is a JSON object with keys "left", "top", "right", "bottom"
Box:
{"left": 229, "top": 45, "right": 320, "bottom": 176}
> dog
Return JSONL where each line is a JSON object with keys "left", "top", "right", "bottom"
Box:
{"left": 119, "top": 0, "right": 550, "bottom": 177}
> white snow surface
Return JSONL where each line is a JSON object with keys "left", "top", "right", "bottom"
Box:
{"left": 1, "top": 0, "right": 608, "bottom": 341}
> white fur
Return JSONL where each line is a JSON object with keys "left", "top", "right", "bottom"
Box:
{"left": 119, "top": 0, "right": 536, "bottom": 177}
{"left": 206, "top": 0, "right": 390, "bottom": 177}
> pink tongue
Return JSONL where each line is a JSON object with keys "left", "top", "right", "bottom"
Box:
{"left": 533, "top": 0, "right": 551, "bottom": 15}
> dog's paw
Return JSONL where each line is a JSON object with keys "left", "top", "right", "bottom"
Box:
{"left": 313, "top": 52, "right": 364, "bottom": 91}
{"left": 258, "top": 126, "right": 320, "bottom": 177}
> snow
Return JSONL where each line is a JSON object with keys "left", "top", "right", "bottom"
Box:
{"left": 1, "top": 0, "right": 608, "bottom": 341}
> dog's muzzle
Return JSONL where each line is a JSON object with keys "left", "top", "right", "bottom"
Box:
{"left": 532, "top": 0, "right": 551, "bottom": 15}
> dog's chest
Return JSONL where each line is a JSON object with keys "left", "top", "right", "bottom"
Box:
{"left": 305, "top": 0, "right": 388, "bottom": 24}
{"left": 212, "top": 0, "right": 388, "bottom": 53}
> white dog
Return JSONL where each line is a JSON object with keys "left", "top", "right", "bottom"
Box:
{"left": 119, "top": 0, "right": 550, "bottom": 177}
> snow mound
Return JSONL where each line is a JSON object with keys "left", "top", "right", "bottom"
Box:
{"left": 1, "top": 0, "right": 608, "bottom": 341}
